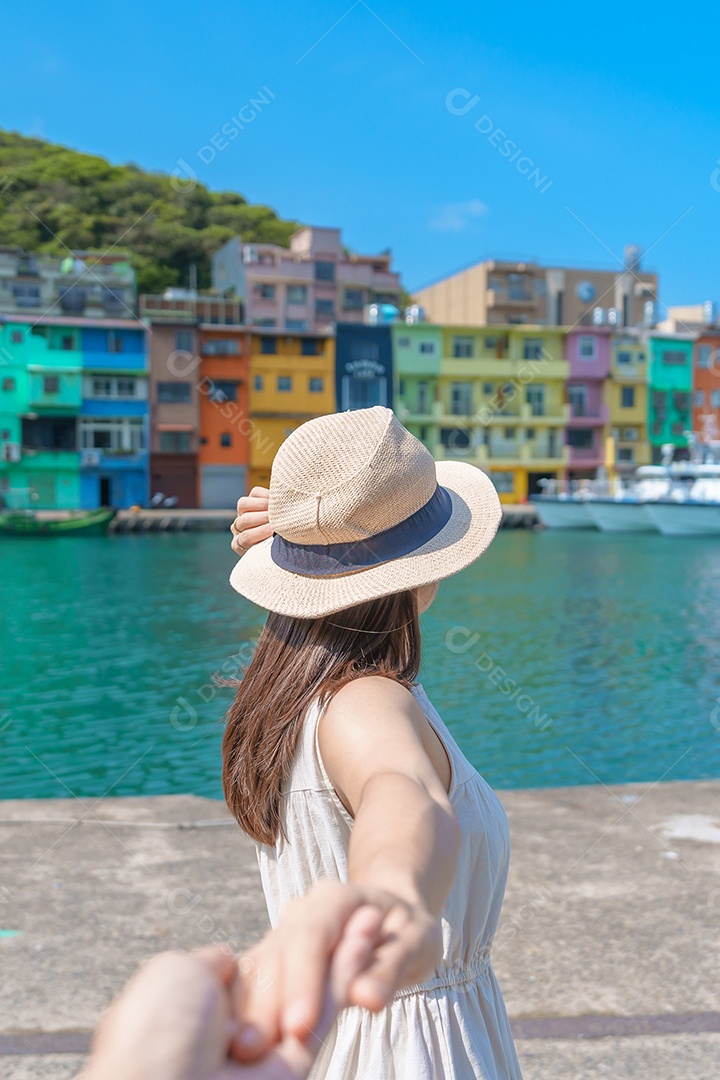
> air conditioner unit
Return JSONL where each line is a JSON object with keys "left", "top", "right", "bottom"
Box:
{"left": 3, "top": 442, "right": 20, "bottom": 463}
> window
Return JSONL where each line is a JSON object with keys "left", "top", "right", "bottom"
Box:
{"left": 315, "top": 299, "right": 335, "bottom": 318}
{"left": 254, "top": 375, "right": 263, "bottom": 391}
{"left": 712, "top": 390, "right": 720, "bottom": 408}
{"left": 567, "top": 429, "right": 593, "bottom": 448}
{"left": 661, "top": 349, "right": 687, "bottom": 366}
{"left": 202, "top": 339, "right": 240, "bottom": 356}
{"left": 11, "top": 330, "right": 23, "bottom": 344}
{"left": 617, "top": 447, "right": 635, "bottom": 463}
{"left": 107, "top": 331, "right": 124, "bottom": 353}
{"left": 568, "top": 386, "right": 588, "bottom": 417}
{"left": 260, "top": 337, "right": 277, "bottom": 355}
{"left": 350, "top": 342, "right": 379, "bottom": 361}
{"left": 277, "top": 376, "right": 292, "bottom": 392}
{"left": 157, "top": 381, "right": 192, "bottom": 403}
{"left": 526, "top": 427, "right": 536, "bottom": 440}
{"left": 440, "top": 427, "right": 472, "bottom": 452}
{"left": 621, "top": 427, "right": 639, "bottom": 441}
{"left": 697, "top": 345, "right": 712, "bottom": 369}
{"left": 526, "top": 385, "right": 545, "bottom": 416}
{"left": 2, "top": 377, "right": 15, "bottom": 391}
{"left": 80, "top": 417, "right": 144, "bottom": 453}
{"left": 285, "top": 319, "right": 308, "bottom": 331}
{"left": 398, "top": 379, "right": 405, "bottom": 397}
{"left": 61, "top": 335, "right": 74, "bottom": 351}
{"left": 416, "top": 382, "right": 429, "bottom": 413}
{"left": 301, "top": 339, "right": 320, "bottom": 356}
{"left": 578, "top": 335, "right": 596, "bottom": 360}
{"left": 175, "top": 330, "right": 194, "bottom": 352}
{"left": 315, "top": 261, "right": 335, "bottom": 282}
{"left": 452, "top": 336, "right": 474, "bottom": 358}
{"left": 116, "top": 378, "right": 136, "bottom": 398}
{"left": 43, "top": 376, "right": 59, "bottom": 394}
{"left": 92, "top": 378, "right": 113, "bottom": 398}
{"left": 621, "top": 386, "right": 635, "bottom": 408}
{"left": 508, "top": 273, "right": 531, "bottom": 301}
{"left": 255, "top": 319, "right": 277, "bottom": 328}
{"left": 450, "top": 382, "right": 472, "bottom": 416}
{"left": 208, "top": 380, "right": 238, "bottom": 404}
{"left": 220, "top": 433, "right": 232, "bottom": 447}
{"left": 488, "top": 471, "right": 515, "bottom": 494}
{"left": 419, "top": 341, "right": 436, "bottom": 355}
{"left": 504, "top": 427, "right": 516, "bottom": 440}
{"left": 694, "top": 390, "right": 705, "bottom": 407}
{"left": 522, "top": 338, "right": 544, "bottom": 360}
{"left": 287, "top": 285, "right": 307, "bottom": 304}
{"left": 13, "top": 283, "right": 41, "bottom": 307}
{"left": 159, "top": 431, "right": 191, "bottom": 453}
{"left": 397, "top": 336, "right": 410, "bottom": 348}
{"left": 309, "top": 377, "right": 324, "bottom": 393}
{"left": 616, "top": 350, "right": 632, "bottom": 365}
{"left": 482, "top": 383, "right": 493, "bottom": 395}
{"left": 343, "top": 289, "right": 364, "bottom": 310}
{"left": 673, "top": 392, "right": 690, "bottom": 413}
{"left": 257, "top": 284, "right": 275, "bottom": 299}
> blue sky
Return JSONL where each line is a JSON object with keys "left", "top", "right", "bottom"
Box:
{"left": 3, "top": 1, "right": 720, "bottom": 308}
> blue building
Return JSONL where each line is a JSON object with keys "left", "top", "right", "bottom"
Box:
{"left": 79, "top": 321, "right": 149, "bottom": 508}
{"left": 335, "top": 323, "right": 393, "bottom": 412}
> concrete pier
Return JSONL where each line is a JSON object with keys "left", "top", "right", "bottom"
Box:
{"left": 2, "top": 780, "right": 718, "bottom": 1079}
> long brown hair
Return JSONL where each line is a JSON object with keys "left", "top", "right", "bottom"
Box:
{"left": 222, "top": 590, "right": 421, "bottom": 845}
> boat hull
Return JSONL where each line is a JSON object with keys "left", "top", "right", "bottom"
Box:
{"left": 531, "top": 498, "right": 595, "bottom": 529}
{"left": 586, "top": 500, "right": 656, "bottom": 533}
{"left": 643, "top": 502, "right": 720, "bottom": 537}
{"left": 0, "top": 509, "right": 117, "bottom": 536}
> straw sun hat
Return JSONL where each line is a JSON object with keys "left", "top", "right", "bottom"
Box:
{"left": 230, "top": 406, "right": 502, "bottom": 618}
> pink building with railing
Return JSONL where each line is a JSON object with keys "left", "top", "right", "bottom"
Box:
{"left": 564, "top": 328, "right": 612, "bottom": 478}
{"left": 211, "top": 226, "right": 402, "bottom": 334}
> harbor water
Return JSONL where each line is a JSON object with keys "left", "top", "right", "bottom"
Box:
{"left": 1, "top": 530, "right": 719, "bottom": 800}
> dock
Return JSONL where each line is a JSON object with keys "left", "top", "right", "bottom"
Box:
{"left": 109, "top": 504, "right": 541, "bottom": 533}
{"left": 2, "top": 779, "right": 718, "bottom": 1079}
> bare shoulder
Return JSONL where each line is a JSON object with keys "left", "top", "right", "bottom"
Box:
{"left": 324, "top": 674, "right": 419, "bottom": 717}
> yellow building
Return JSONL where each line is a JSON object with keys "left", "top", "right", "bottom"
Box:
{"left": 248, "top": 330, "right": 336, "bottom": 488}
{"left": 605, "top": 333, "right": 652, "bottom": 474}
{"left": 394, "top": 324, "right": 569, "bottom": 504}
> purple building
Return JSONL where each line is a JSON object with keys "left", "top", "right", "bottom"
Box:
{"left": 564, "top": 328, "right": 611, "bottom": 481}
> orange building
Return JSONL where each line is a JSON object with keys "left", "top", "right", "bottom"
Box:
{"left": 198, "top": 325, "right": 251, "bottom": 507}
{"left": 692, "top": 331, "right": 720, "bottom": 443}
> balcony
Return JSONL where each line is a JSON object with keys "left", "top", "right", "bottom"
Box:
{"left": 568, "top": 403, "right": 609, "bottom": 426}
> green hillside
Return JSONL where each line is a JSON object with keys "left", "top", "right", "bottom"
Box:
{"left": 0, "top": 130, "right": 298, "bottom": 294}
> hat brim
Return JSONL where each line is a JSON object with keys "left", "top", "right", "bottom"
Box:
{"left": 229, "top": 460, "right": 502, "bottom": 618}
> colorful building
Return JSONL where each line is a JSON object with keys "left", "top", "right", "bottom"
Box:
{"left": 212, "top": 227, "right": 403, "bottom": 334}
{"left": 692, "top": 331, "right": 720, "bottom": 443}
{"left": 413, "top": 247, "right": 658, "bottom": 329}
{"left": 79, "top": 320, "right": 149, "bottom": 508}
{"left": 605, "top": 332, "right": 652, "bottom": 473}
{"left": 248, "top": 330, "right": 335, "bottom": 489}
{"left": 393, "top": 324, "right": 569, "bottom": 503}
{"left": 0, "top": 318, "right": 82, "bottom": 509}
{"left": 647, "top": 334, "right": 694, "bottom": 461}
{"left": 564, "top": 328, "right": 611, "bottom": 481}
{"left": 197, "top": 323, "right": 250, "bottom": 508}
{"left": 335, "top": 324, "right": 393, "bottom": 412}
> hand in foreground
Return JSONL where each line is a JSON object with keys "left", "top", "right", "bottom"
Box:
{"left": 231, "top": 487, "right": 271, "bottom": 556}
{"left": 82, "top": 905, "right": 382, "bottom": 1080}
{"left": 233, "top": 879, "right": 442, "bottom": 1063}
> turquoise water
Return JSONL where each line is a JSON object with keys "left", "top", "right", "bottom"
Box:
{"left": 1, "top": 530, "right": 719, "bottom": 800}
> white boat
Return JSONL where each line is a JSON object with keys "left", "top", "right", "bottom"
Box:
{"left": 642, "top": 466, "right": 720, "bottom": 536}
{"left": 531, "top": 496, "right": 595, "bottom": 529}
{"left": 585, "top": 498, "right": 655, "bottom": 533}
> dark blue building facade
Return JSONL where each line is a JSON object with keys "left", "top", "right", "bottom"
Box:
{"left": 335, "top": 324, "right": 393, "bottom": 413}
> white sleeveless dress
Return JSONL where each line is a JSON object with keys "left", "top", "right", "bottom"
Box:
{"left": 255, "top": 683, "right": 523, "bottom": 1080}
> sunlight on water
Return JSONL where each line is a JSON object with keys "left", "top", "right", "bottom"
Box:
{"left": 1, "top": 530, "right": 719, "bottom": 800}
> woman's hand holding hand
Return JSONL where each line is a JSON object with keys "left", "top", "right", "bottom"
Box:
{"left": 231, "top": 488, "right": 271, "bottom": 556}
{"left": 232, "top": 879, "right": 442, "bottom": 1063}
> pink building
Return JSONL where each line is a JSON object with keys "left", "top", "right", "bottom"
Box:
{"left": 564, "top": 328, "right": 611, "bottom": 479}
{"left": 211, "top": 226, "right": 402, "bottom": 334}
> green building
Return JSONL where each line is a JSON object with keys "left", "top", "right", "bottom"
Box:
{"left": 646, "top": 334, "right": 693, "bottom": 461}
{"left": 0, "top": 320, "right": 82, "bottom": 509}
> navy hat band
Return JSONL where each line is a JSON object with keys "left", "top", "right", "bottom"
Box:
{"left": 270, "top": 484, "right": 453, "bottom": 578}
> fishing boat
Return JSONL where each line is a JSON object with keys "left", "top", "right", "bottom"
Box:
{"left": 642, "top": 465, "right": 720, "bottom": 536}
{"left": 585, "top": 468, "right": 670, "bottom": 533}
{"left": 0, "top": 508, "right": 116, "bottom": 537}
{"left": 531, "top": 493, "right": 596, "bottom": 529}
